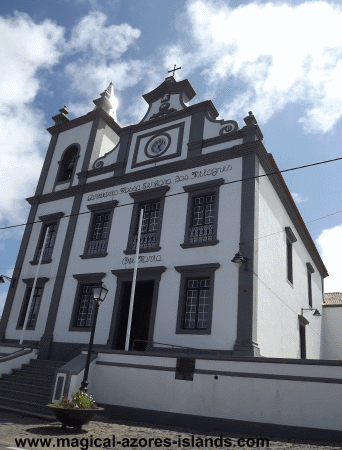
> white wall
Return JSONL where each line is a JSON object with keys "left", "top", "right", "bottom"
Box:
{"left": 90, "top": 352, "right": 342, "bottom": 433}
{"left": 321, "top": 306, "right": 342, "bottom": 360}
{"left": 257, "top": 164, "right": 323, "bottom": 358}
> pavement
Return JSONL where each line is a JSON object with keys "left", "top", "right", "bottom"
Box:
{"left": 0, "top": 410, "right": 341, "bottom": 450}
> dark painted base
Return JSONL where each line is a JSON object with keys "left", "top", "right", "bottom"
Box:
{"left": 98, "top": 403, "right": 342, "bottom": 444}
{"left": 232, "top": 340, "right": 261, "bottom": 357}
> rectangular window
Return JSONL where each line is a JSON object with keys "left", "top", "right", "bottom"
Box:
{"left": 131, "top": 201, "right": 160, "bottom": 250}
{"left": 287, "top": 239, "right": 293, "bottom": 284}
{"left": 299, "top": 324, "right": 306, "bottom": 359}
{"left": 184, "top": 278, "right": 210, "bottom": 329}
{"left": 75, "top": 284, "right": 99, "bottom": 327}
{"left": 36, "top": 224, "right": 57, "bottom": 261}
{"left": 87, "top": 212, "right": 110, "bottom": 255}
{"left": 189, "top": 195, "right": 215, "bottom": 243}
{"left": 308, "top": 271, "right": 312, "bottom": 307}
{"left": 19, "top": 287, "right": 42, "bottom": 328}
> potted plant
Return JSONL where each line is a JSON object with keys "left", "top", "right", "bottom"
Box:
{"left": 48, "top": 390, "right": 104, "bottom": 430}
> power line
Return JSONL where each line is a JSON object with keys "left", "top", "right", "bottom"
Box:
{"left": 0, "top": 155, "right": 341, "bottom": 234}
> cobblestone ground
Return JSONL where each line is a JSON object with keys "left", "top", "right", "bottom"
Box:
{"left": 0, "top": 411, "right": 341, "bottom": 450}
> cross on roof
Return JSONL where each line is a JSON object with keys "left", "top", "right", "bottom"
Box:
{"left": 168, "top": 64, "right": 181, "bottom": 77}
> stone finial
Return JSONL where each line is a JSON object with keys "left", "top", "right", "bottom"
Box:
{"left": 51, "top": 105, "right": 70, "bottom": 125}
{"left": 243, "top": 111, "right": 258, "bottom": 127}
{"left": 93, "top": 82, "right": 118, "bottom": 121}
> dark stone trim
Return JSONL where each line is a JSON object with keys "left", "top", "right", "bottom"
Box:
{"left": 128, "top": 185, "right": 170, "bottom": 201}
{"left": 285, "top": 226, "right": 297, "bottom": 243}
{"left": 47, "top": 108, "right": 121, "bottom": 136}
{"left": 151, "top": 346, "right": 232, "bottom": 356}
{"left": 233, "top": 154, "right": 261, "bottom": 357}
{"left": 22, "top": 278, "right": 49, "bottom": 286}
{"left": 81, "top": 201, "right": 118, "bottom": 259}
{"left": 86, "top": 200, "right": 119, "bottom": 212}
{"left": 182, "top": 178, "right": 225, "bottom": 192}
{"left": 181, "top": 180, "right": 223, "bottom": 249}
{"left": 180, "top": 240, "right": 219, "bottom": 249}
{"left": 298, "top": 314, "right": 309, "bottom": 326}
{"left": 16, "top": 282, "right": 48, "bottom": 331}
{"left": 53, "top": 144, "right": 80, "bottom": 191}
{"left": 323, "top": 304, "right": 342, "bottom": 308}
{"left": 29, "top": 258, "right": 52, "bottom": 266}
{"left": 108, "top": 266, "right": 167, "bottom": 350}
{"left": 202, "top": 130, "right": 242, "bottom": 148}
{"left": 69, "top": 273, "right": 107, "bottom": 332}
{"left": 38, "top": 212, "right": 65, "bottom": 221}
{"left": 142, "top": 78, "right": 196, "bottom": 105}
{"left": 84, "top": 161, "right": 123, "bottom": 177}
{"left": 37, "top": 193, "right": 83, "bottom": 360}
{"left": 35, "top": 133, "right": 60, "bottom": 196}
{"left": 98, "top": 402, "right": 342, "bottom": 443}
{"left": 80, "top": 253, "right": 108, "bottom": 259}
{"left": 96, "top": 360, "right": 175, "bottom": 372}
{"left": 123, "top": 247, "right": 161, "bottom": 255}
{"left": 73, "top": 273, "right": 106, "bottom": 281}
{"left": 81, "top": 117, "right": 101, "bottom": 173}
{"left": 306, "top": 262, "right": 315, "bottom": 274}
{"left": 175, "top": 263, "right": 220, "bottom": 335}
{"left": 131, "top": 122, "right": 184, "bottom": 169}
{"left": 187, "top": 110, "right": 205, "bottom": 158}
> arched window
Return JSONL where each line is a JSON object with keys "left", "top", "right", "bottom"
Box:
{"left": 57, "top": 145, "right": 78, "bottom": 183}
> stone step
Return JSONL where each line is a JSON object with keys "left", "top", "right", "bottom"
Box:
{"left": 0, "top": 401, "right": 55, "bottom": 421}
{"left": 0, "top": 387, "right": 52, "bottom": 404}
{"left": 21, "top": 363, "right": 58, "bottom": 374}
{"left": 0, "top": 380, "right": 52, "bottom": 395}
{"left": 29, "top": 359, "right": 61, "bottom": 368}
{"left": 11, "top": 368, "right": 55, "bottom": 379}
{"left": 1, "top": 373, "right": 54, "bottom": 384}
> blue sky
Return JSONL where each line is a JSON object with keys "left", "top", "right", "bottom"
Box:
{"left": 0, "top": 0, "right": 342, "bottom": 314}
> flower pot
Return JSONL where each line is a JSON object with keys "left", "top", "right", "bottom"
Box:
{"left": 47, "top": 405, "right": 104, "bottom": 430}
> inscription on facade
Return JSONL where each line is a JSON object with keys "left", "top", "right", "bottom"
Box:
{"left": 87, "top": 164, "right": 232, "bottom": 201}
{"left": 122, "top": 254, "right": 162, "bottom": 265}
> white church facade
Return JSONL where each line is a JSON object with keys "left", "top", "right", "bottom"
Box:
{"left": 3, "top": 75, "right": 342, "bottom": 441}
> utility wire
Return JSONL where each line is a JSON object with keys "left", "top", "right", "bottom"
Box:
{"left": 0, "top": 155, "right": 341, "bottom": 234}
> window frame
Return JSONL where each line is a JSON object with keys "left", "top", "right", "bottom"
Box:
{"left": 307, "top": 262, "right": 315, "bottom": 308}
{"left": 30, "top": 212, "right": 64, "bottom": 265}
{"left": 80, "top": 200, "right": 118, "bottom": 259}
{"left": 180, "top": 179, "right": 224, "bottom": 249}
{"left": 69, "top": 272, "right": 106, "bottom": 331}
{"left": 175, "top": 263, "right": 220, "bottom": 335}
{"left": 285, "top": 227, "right": 297, "bottom": 286}
{"left": 123, "top": 186, "right": 170, "bottom": 255}
{"left": 16, "top": 277, "right": 49, "bottom": 330}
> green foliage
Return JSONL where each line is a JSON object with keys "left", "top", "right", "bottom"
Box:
{"left": 51, "top": 390, "right": 96, "bottom": 409}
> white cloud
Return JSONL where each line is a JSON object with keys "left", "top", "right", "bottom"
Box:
{"left": 163, "top": 0, "right": 342, "bottom": 133}
{"left": 291, "top": 192, "right": 308, "bottom": 204}
{"left": 317, "top": 224, "right": 342, "bottom": 292}
{"left": 0, "top": 12, "right": 64, "bottom": 229}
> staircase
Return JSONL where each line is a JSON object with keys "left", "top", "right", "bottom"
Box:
{"left": 0, "top": 359, "right": 62, "bottom": 419}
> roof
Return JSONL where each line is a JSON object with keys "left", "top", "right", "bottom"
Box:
{"left": 324, "top": 292, "right": 342, "bottom": 305}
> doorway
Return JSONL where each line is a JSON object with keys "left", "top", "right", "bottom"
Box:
{"left": 115, "top": 280, "right": 155, "bottom": 351}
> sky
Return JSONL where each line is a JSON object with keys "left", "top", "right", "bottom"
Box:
{"left": 0, "top": 0, "right": 341, "bottom": 315}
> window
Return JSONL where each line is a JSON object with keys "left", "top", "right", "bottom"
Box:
{"left": 124, "top": 186, "right": 170, "bottom": 255}
{"left": 285, "top": 227, "right": 297, "bottom": 285}
{"left": 30, "top": 213, "right": 64, "bottom": 265}
{"left": 70, "top": 273, "right": 106, "bottom": 331}
{"left": 184, "top": 278, "right": 210, "bottom": 329}
{"left": 307, "top": 263, "right": 315, "bottom": 307}
{"left": 81, "top": 200, "right": 118, "bottom": 259}
{"left": 56, "top": 145, "right": 79, "bottom": 183}
{"left": 175, "top": 263, "right": 220, "bottom": 335}
{"left": 299, "top": 324, "right": 306, "bottom": 359}
{"left": 181, "top": 179, "right": 224, "bottom": 249}
{"left": 17, "top": 277, "right": 49, "bottom": 330}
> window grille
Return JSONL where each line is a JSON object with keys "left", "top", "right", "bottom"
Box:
{"left": 87, "top": 213, "right": 110, "bottom": 254}
{"left": 20, "top": 287, "right": 42, "bottom": 328}
{"left": 37, "top": 224, "right": 57, "bottom": 260}
{"left": 189, "top": 195, "right": 215, "bottom": 243}
{"left": 130, "top": 201, "right": 160, "bottom": 250}
{"left": 184, "top": 278, "right": 210, "bottom": 329}
{"left": 76, "top": 285, "right": 98, "bottom": 327}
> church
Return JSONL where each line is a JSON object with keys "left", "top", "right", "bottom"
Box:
{"left": 2, "top": 73, "right": 342, "bottom": 441}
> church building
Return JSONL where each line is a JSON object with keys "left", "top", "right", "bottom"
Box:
{"left": 0, "top": 73, "right": 327, "bottom": 361}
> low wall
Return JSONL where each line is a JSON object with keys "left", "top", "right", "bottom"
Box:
{"left": 87, "top": 351, "right": 342, "bottom": 441}
{"left": 0, "top": 347, "right": 37, "bottom": 377}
